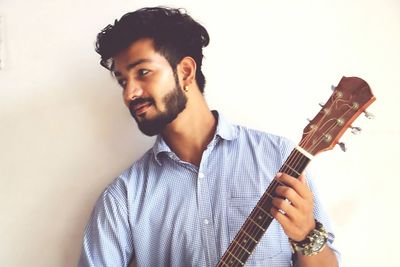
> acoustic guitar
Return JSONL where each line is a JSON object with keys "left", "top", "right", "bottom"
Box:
{"left": 216, "top": 76, "right": 376, "bottom": 266}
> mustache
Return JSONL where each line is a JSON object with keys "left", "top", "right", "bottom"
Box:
{"left": 129, "top": 97, "right": 155, "bottom": 110}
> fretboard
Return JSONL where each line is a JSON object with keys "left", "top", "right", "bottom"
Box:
{"left": 216, "top": 147, "right": 311, "bottom": 267}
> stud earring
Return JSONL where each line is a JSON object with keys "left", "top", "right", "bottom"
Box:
{"left": 184, "top": 85, "right": 189, "bottom": 92}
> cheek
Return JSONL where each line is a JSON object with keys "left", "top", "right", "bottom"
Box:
{"left": 151, "top": 80, "right": 176, "bottom": 107}
{"left": 122, "top": 91, "right": 131, "bottom": 107}
{"left": 123, "top": 100, "right": 130, "bottom": 108}
{"left": 152, "top": 95, "right": 166, "bottom": 111}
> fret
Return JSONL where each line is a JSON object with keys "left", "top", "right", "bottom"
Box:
{"left": 254, "top": 210, "right": 273, "bottom": 227}
{"left": 256, "top": 214, "right": 268, "bottom": 224}
{"left": 233, "top": 240, "right": 251, "bottom": 254}
{"left": 220, "top": 257, "right": 236, "bottom": 267}
{"left": 264, "top": 190, "right": 273, "bottom": 198}
{"left": 227, "top": 251, "right": 244, "bottom": 265}
{"left": 279, "top": 149, "right": 311, "bottom": 178}
{"left": 256, "top": 204, "right": 273, "bottom": 218}
{"left": 227, "top": 235, "right": 252, "bottom": 261}
{"left": 275, "top": 179, "right": 285, "bottom": 186}
{"left": 241, "top": 229, "right": 258, "bottom": 243}
{"left": 249, "top": 217, "right": 266, "bottom": 232}
{"left": 281, "top": 167, "right": 299, "bottom": 178}
{"left": 282, "top": 162, "right": 300, "bottom": 176}
{"left": 236, "top": 234, "right": 252, "bottom": 249}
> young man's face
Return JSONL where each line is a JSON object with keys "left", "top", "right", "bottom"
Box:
{"left": 112, "top": 38, "right": 187, "bottom": 136}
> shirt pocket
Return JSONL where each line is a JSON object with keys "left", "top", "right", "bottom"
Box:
{"left": 227, "top": 197, "right": 284, "bottom": 264}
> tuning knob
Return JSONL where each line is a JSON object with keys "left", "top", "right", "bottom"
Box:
{"left": 350, "top": 126, "right": 362, "bottom": 135}
{"left": 364, "top": 110, "right": 375, "bottom": 119}
{"left": 331, "top": 85, "right": 336, "bottom": 91}
{"left": 338, "top": 142, "right": 347, "bottom": 152}
{"left": 319, "top": 102, "right": 324, "bottom": 107}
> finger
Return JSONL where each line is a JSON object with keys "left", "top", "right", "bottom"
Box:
{"left": 271, "top": 197, "right": 298, "bottom": 220}
{"left": 270, "top": 206, "right": 290, "bottom": 228}
{"left": 274, "top": 185, "right": 302, "bottom": 207}
{"left": 298, "top": 173, "right": 307, "bottom": 184}
{"left": 276, "top": 173, "right": 311, "bottom": 199}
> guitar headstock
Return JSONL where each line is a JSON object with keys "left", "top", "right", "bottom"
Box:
{"left": 300, "top": 76, "right": 376, "bottom": 156}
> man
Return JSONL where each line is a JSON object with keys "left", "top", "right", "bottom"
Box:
{"left": 79, "top": 7, "right": 339, "bottom": 267}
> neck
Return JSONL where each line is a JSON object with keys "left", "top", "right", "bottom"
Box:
{"left": 161, "top": 91, "right": 216, "bottom": 167}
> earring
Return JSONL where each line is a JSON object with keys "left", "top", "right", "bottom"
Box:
{"left": 184, "top": 85, "right": 189, "bottom": 92}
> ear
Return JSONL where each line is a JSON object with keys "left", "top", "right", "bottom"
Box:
{"left": 177, "top": 56, "right": 196, "bottom": 86}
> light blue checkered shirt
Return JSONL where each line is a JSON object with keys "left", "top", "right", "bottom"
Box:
{"left": 78, "top": 111, "right": 339, "bottom": 267}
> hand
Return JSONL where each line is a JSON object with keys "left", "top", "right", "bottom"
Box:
{"left": 270, "top": 172, "right": 315, "bottom": 242}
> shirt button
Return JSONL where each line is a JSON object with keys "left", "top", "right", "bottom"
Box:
{"left": 203, "top": 219, "right": 209, "bottom": 225}
{"left": 198, "top": 172, "right": 205, "bottom": 179}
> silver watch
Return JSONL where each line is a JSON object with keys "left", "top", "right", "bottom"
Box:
{"left": 289, "top": 219, "right": 328, "bottom": 256}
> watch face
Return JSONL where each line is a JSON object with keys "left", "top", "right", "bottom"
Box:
{"left": 306, "top": 231, "right": 328, "bottom": 255}
{"left": 312, "top": 237, "right": 325, "bottom": 251}
{"left": 291, "top": 220, "right": 328, "bottom": 256}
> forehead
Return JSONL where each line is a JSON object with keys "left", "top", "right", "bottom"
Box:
{"left": 113, "top": 38, "right": 169, "bottom": 74}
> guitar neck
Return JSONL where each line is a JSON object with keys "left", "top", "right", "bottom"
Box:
{"left": 216, "top": 147, "right": 311, "bottom": 267}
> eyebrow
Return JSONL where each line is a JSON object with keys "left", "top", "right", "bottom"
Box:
{"left": 113, "top": 58, "right": 153, "bottom": 77}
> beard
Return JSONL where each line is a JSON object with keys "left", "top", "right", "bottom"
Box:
{"left": 129, "top": 75, "right": 188, "bottom": 136}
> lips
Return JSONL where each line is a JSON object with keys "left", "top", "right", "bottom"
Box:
{"left": 132, "top": 102, "right": 152, "bottom": 116}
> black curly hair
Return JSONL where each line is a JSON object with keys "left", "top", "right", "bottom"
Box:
{"left": 95, "top": 7, "right": 210, "bottom": 92}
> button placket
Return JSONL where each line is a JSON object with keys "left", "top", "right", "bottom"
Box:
{"left": 197, "top": 150, "right": 218, "bottom": 266}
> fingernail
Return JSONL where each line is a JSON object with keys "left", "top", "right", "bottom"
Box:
{"left": 276, "top": 172, "right": 282, "bottom": 178}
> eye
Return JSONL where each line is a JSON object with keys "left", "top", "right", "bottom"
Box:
{"left": 138, "top": 69, "right": 150, "bottom": 77}
{"left": 117, "top": 79, "right": 127, "bottom": 88}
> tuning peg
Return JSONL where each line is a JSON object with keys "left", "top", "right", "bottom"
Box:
{"left": 331, "top": 85, "right": 336, "bottom": 91}
{"left": 307, "top": 118, "right": 312, "bottom": 122}
{"left": 364, "top": 110, "right": 375, "bottom": 119}
{"left": 338, "top": 142, "right": 347, "bottom": 152}
{"left": 350, "top": 126, "right": 362, "bottom": 135}
{"left": 319, "top": 102, "right": 324, "bottom": 107}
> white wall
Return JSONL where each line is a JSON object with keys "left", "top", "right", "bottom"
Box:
{"left": 0, "top": 0, "right": 398, "bottom": 266}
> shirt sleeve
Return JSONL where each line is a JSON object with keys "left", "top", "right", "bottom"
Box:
{"left": 78, "top": 179, "right": 134, "bottom": 267}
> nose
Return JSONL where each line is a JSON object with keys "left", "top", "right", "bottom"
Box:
{"left": 123, "top": 81, "right": 144, "bottom": 106}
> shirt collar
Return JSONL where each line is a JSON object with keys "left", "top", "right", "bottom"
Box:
{"left": 152, "top": 110, "right": 238, "bottom": 165}
{"left": 212, "top": 110, "right": 238, "bottom": 141}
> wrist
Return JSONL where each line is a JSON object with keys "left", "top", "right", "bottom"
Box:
{"left": 289, "top": 219, "right": 328, "bottom": 256}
